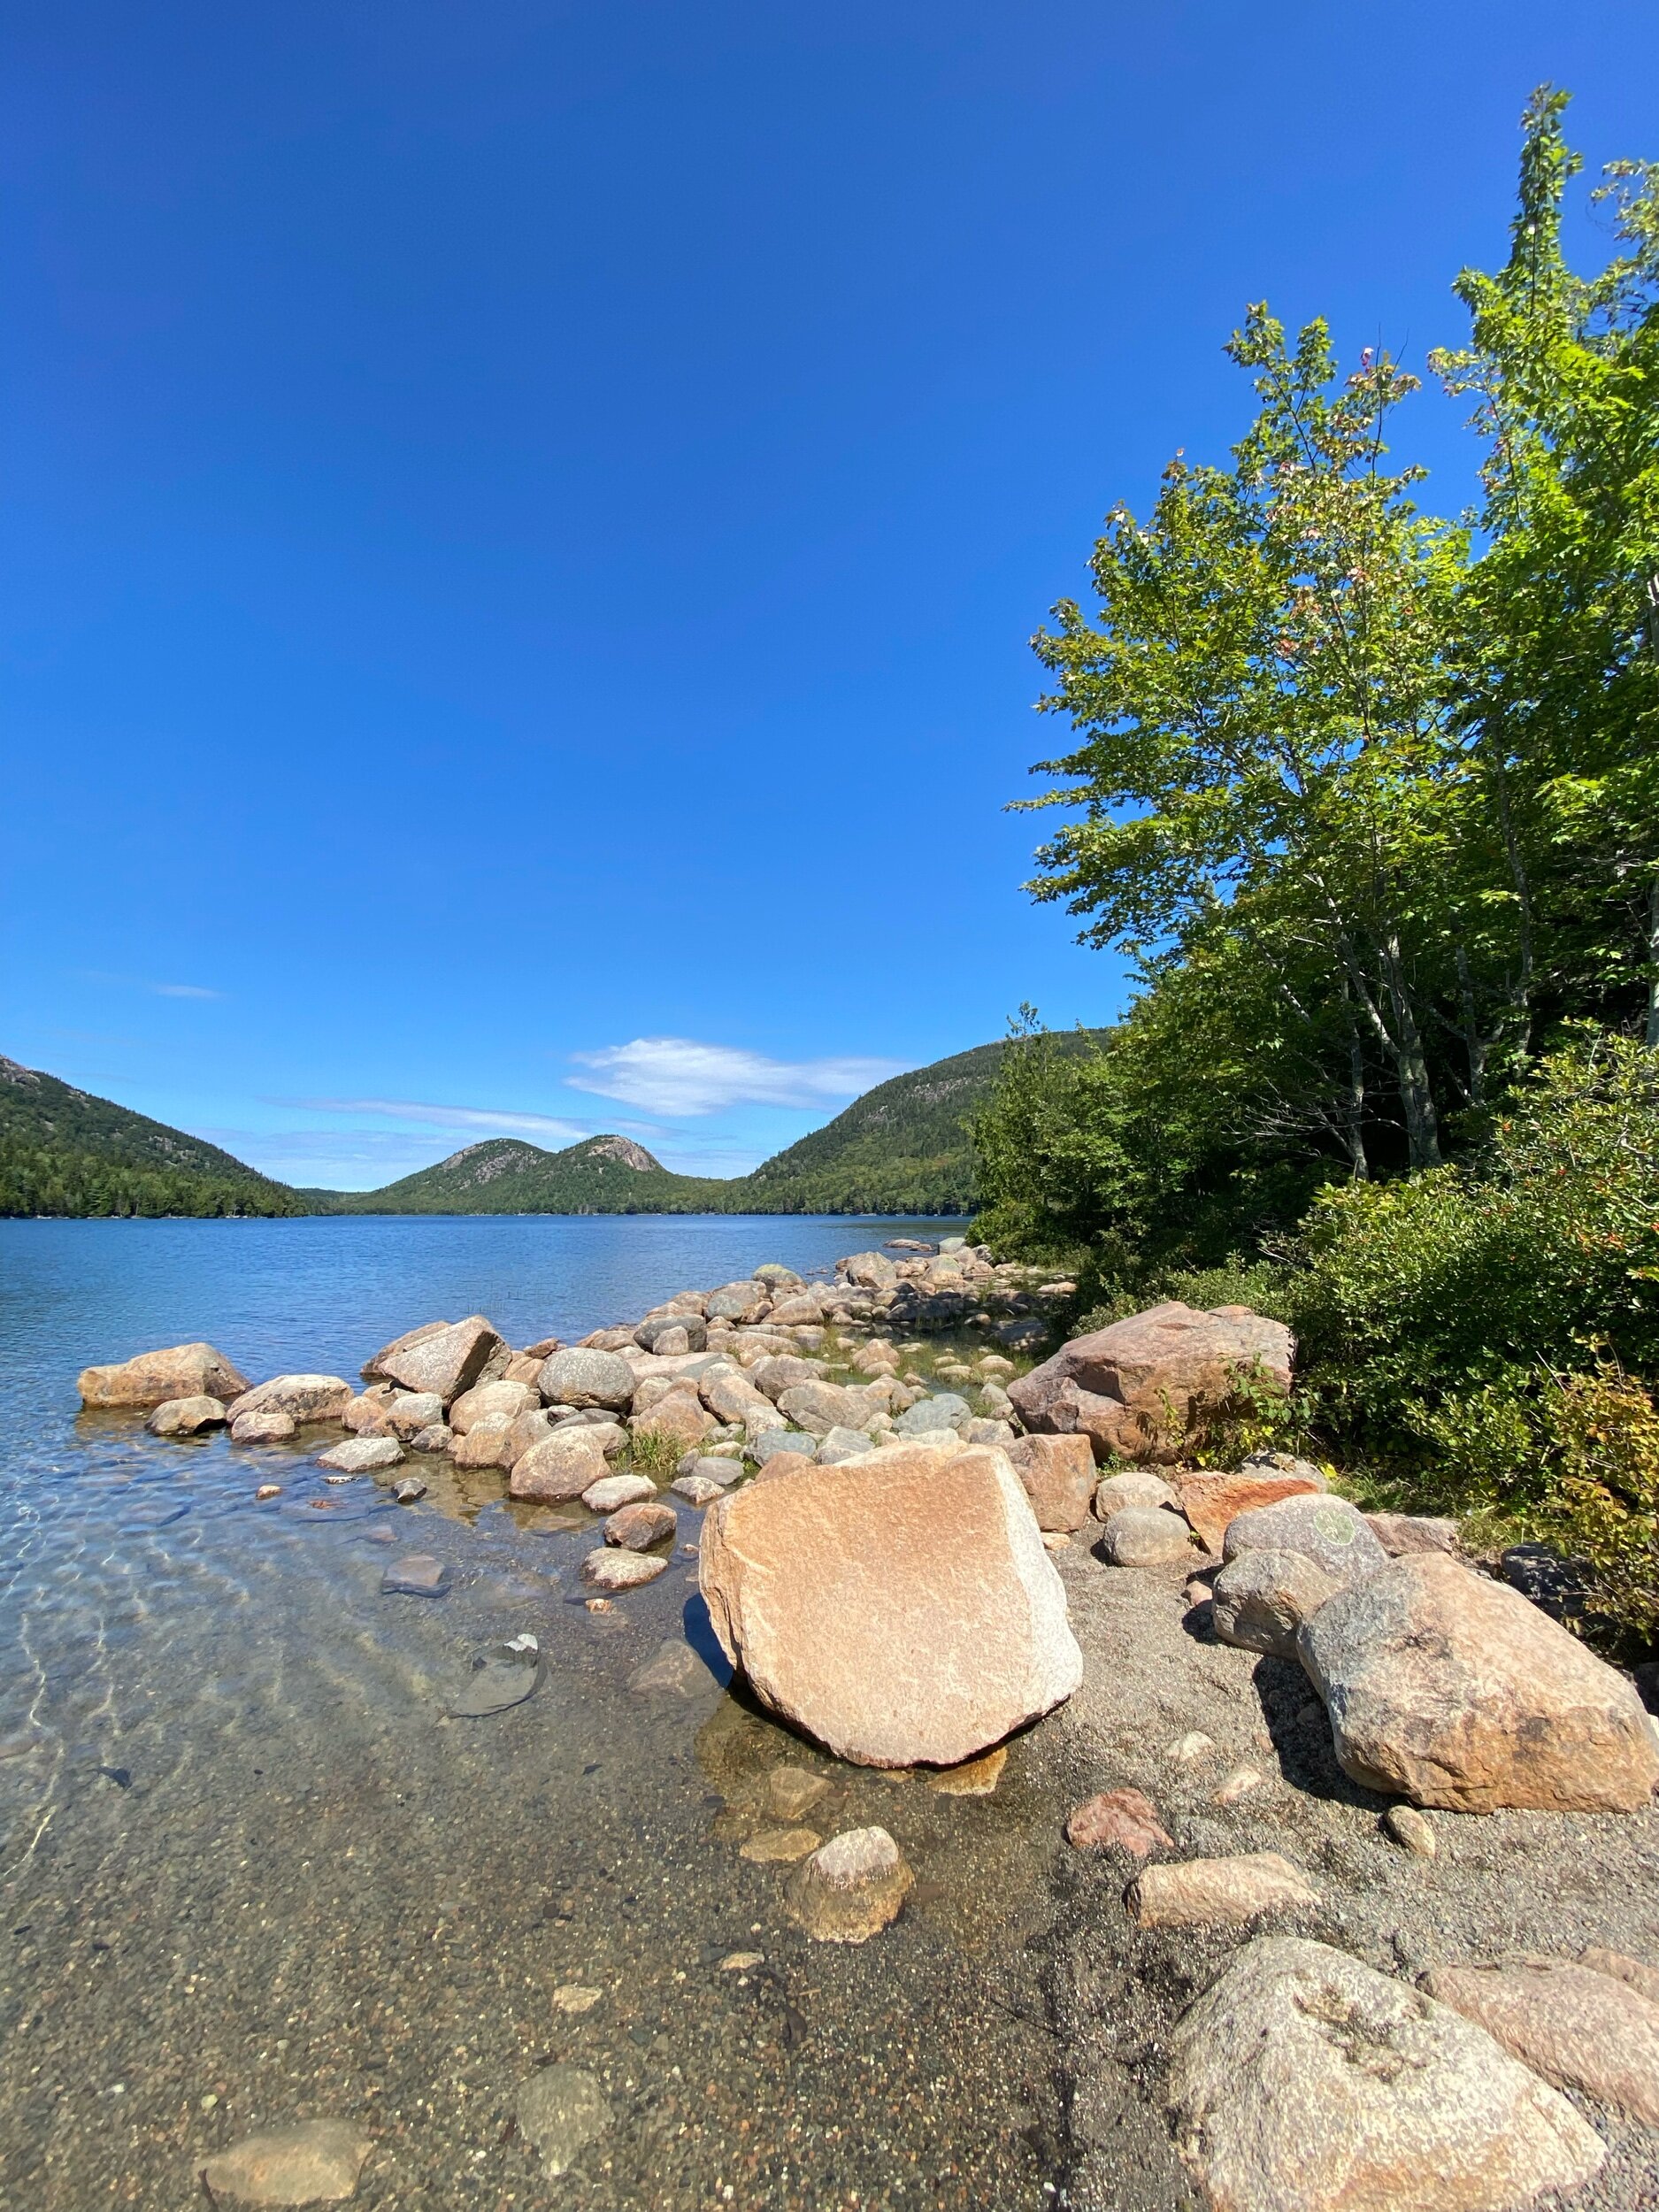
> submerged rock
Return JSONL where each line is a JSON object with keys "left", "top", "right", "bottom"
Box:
{"left": 146, "top": 1394, "right": 227, "bottom": 1438}
{"left": 232, "top": 1408, "right": 296, "bottom": 1445}
{"left": 449, "top": 1642, "right": 542, "bottom": 1719}
{"left": 1299, "top": 1552, "right": 1659, "bottom": 1812}
{"left": 198, "top": 2118, "right": 372, "bottom": 2204}
{"left": 786, "top": 1826, "right": 913, "bottom": 1943}
{"left": 317, "top": 1436, "right": 403, "bottom": 1475}
{"left": 698, "top": 1442, "right": 1082, "bottom": 1767}
{"left": 227, "top": 1375, "right": 355, "bottom": 1427}
{"left": 78, "top": 1341, "right": 249, "bottom": 1411}
{"left": 515, "top": 2064, "right": 612, "bottom": 2178}
{"left": 581, "top": 1548, "right": 667, "bottom": 1593}
{"left": 1164, "top": 1936, "right": 1604, "bottom": 2212}
{"left": 381, "top": 1553, "right": 449, "bottom": 1597}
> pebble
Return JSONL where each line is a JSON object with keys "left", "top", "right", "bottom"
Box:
{"left": 515, "top": 2063, "right": 612, "bottom": 2178}
{"left": 580, "top": 1548, "right": 667, "bottom": 1592}
{"left": 927, "top": 1746, "right": 1008, "bottom": 1797}
{"left": 740, "top": 1824, "right": 823, "bottom": 1863}
{"left": 1213, "top": 1765, "right": 1265, "bottom": 1806}
{"left": 585, "top": 1597, "right": 614, "bottom": 1613}
{"left": 1166, "top": 1732, "right": 1216, "bottom": 1764}
{"left": 671, "top": 1473, "right": 726, "bottom": 1505}
{"left": 1128, "top": 1851, "right": 1320, "bottom": 1929}
{"left": 392, "top": 1475, "right": 426, "bottom": 1503}
{"left": 551, "top": 1985, "right": 603, "bottom": 2014}
{"left": 381, "top": 1553, "right": 449, "bottom": 1597}
{"left": 766, "top": 1764, "right": 833, "bottom": 1820}
{"left": 199, "top": 2119, "right": 372, "bottom": 2206}
{"left": 719, "top": 1950, "right": 764, "bottom": 1972}
{"left": 1065, "top": 1787, "right": 1173, "bottom": 1858}
{"left": 1384, "top": 1803, "right": 1437, "bottom": 1857}
{"left": 1041, "top": 1531, "right": 1071, "bottom": 1552}
{"left": 255, "top": 1484, "right": 281, "bottom": 1502}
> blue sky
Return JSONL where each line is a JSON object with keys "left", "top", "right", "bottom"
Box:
{"left": 4, "top": 4, "right": 1657, "bottom": 1187}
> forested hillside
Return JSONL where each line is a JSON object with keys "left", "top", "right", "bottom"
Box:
{"left": 0, "top": 1057, "right": 301, "bottom": 1217}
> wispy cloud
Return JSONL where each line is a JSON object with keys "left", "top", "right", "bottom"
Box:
{"left": 567, "top": 1038, "right": 908, "bottom": 1118}
{"left": 76, "top": 969, "right": 226, "bottom": 1001}
{"left": 300, "top": 1097, "right": 588, "bottom": 1142}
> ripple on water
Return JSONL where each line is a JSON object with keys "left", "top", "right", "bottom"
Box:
{"left": 0, "top": 1216, "right": 1068, "bottom": 2207}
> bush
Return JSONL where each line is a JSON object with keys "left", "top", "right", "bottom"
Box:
{"left": 1288, "top": 1033, "right": 1659, "bottom": 1471}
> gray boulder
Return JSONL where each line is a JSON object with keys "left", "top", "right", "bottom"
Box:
{"left": 1102, "top": 1506, "right": 1196, "bottom": 1567}
{"left": 1299, "top": 1552, "right": 1659, "bottom": 1812}
{"left": 537, "top": 1348, "right": 636, "bottom": 1413}
{"left": 374, "top": 1315, "right": 507, "bottom": 1403}
{"left": 1165, "top": 1936, "right": 1604, "bottom": 2212}
{"left": 1210, "top": 1548, "right": 1343, "bottom": 1659}
{"left": 751, "top": 1429, "right": 811, "bottom": 1466}
{"left": 1223, "top": 1493, "right": 1388, "bottom": 1586}
{"left": 145, "top": 1395, "right": 227, "bottom": 1438}
{"left": 636, "top": 1313, "right": 708, "bottom": 1353}
{"left": 816, "top": 1426, "right": 874, "bottom": 1464}
{"left": 894, "top": 1393, "right": 972, "bottom": 1438}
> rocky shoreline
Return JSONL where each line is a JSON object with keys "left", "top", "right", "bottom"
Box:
{"left": 76, "top": 1237, "right": 1659, "bottom": 2209}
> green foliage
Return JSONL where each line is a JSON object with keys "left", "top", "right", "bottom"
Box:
{"left": 0, "top": 1056, "right": 299, "bottom": 1217}
{"left": 1288, "top": 1034, "right": 1659, "bottom": 1468}
{"left": 1016, "top": 89, "right": 1659, "bottom": 1213}
{"left": 1533, "top": 1365, "right": 1659, "bottom": 1647}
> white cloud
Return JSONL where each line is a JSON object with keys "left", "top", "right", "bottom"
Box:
{"left": 302, "top": 1098, "right": 588, "bottom": 1142}
{"left": 151, "top": 982, "right": 224, "bottom": 1000}
{"left": 566, "top": 1038, "right": 909, "bottom": 1118}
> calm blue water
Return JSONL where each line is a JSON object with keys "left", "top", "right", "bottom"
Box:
{"left": 0, "top": 1212, "right": 955, "bottom": 1396}
{"left": 0, "top": 1216, "right": 1062, "bottom": 2210}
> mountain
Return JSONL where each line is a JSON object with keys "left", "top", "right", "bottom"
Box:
{"left": 0, "top": 1056, "right": 302, "bottom": 1218}
{"left": 299, "top": 1133, "right": 724, "bottom": 1215}
{"left": 730, "top": 1043, "right": 1006, "bottom": 1213}
{"left": 305, "top": 1039, "right": 1029, "bottom": 1215}
{"left": 3, "top": 1033, "right": 1100, "bottom": 1218}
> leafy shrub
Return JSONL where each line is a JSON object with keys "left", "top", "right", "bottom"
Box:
{"left": 1288, "top": 1034, "right": 1659, "bottom": 1469}
{"left": 1534, "top": 1365, "right": 1659, "bottom": 1649}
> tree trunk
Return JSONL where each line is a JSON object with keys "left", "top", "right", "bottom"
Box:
{"left": 1379, "top": 934, "right": 1442, "bottom": 1168}
{"left": 1340, "top": 987, "right": 1369, "bottom": 1179}
{"left": 1647, "top": 879, "right": 1659, "bottom": 1050}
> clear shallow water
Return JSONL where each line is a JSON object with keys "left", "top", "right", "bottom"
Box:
{"left": 0, "top": 1217, "right": 1071, "bottom": 2208}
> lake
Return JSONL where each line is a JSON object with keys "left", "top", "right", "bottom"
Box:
{"left": 0, "top": 1216, "right": 1071, "bottom": 2208}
